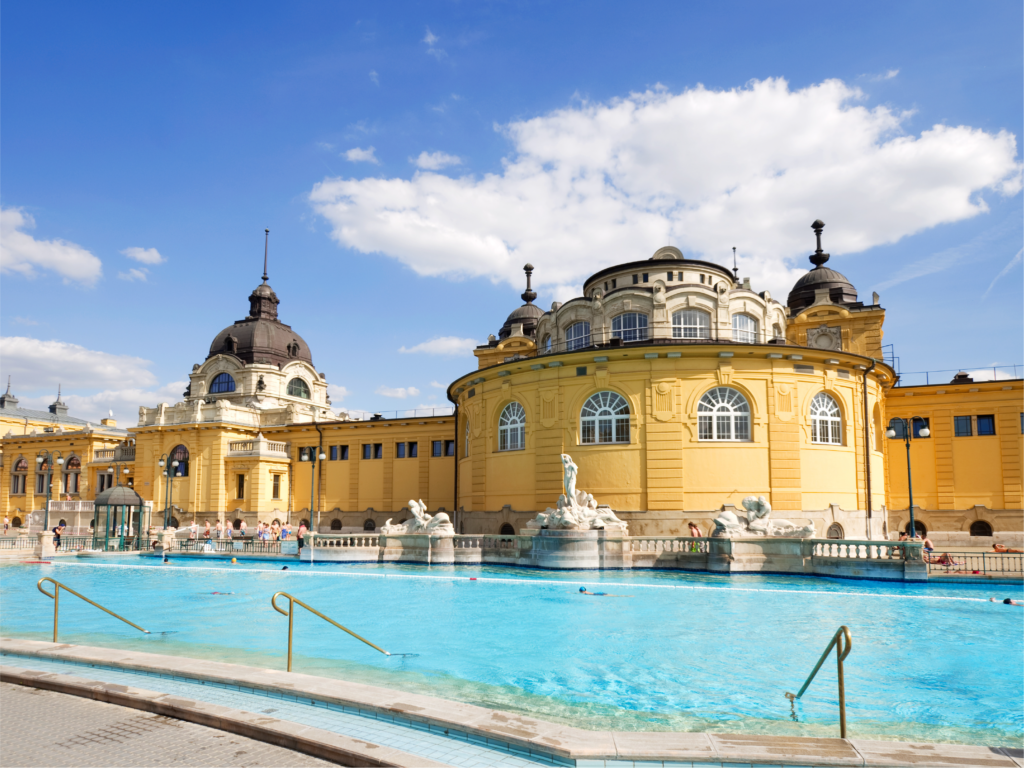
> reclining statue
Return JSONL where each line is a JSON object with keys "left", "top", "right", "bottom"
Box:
{"left": 712, "top": 496, "right": 815, "bottom": 538}
{"left": 382, "top": 499, "right": 455, "bottom": 535}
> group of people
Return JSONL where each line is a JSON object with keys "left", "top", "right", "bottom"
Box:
{"left": 186, "top": 519, "right": 309, "bottom": 548}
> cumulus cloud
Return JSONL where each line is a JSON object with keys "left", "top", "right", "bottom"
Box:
{"left": 309, "top": 78, "right": 1022, "bottom": 299}
{"left": 327, "top": 384, "right": 350, "bottom": 402}
{"left": 344, "top": 146, "right": 380, "bottom": 164}
{"left": 15, "top": 381, "right": 187, "bottom": 427}
{"left": 399, "top": 337, "right": 479, "bottom": 355}
{"left": 0, "top": 208, "right": 103, "bottom": 286}
{"left": 375, "top": 385, "right": 420, "bottom": 398}
{"left": 423, "top": 27, "right": 445, "bottom": 59}
{"left": 118, "top": 268, "right": 149, "bottom": 282}
{"left": 430, "top": 380, "right": 445, "bottom": 388}
{"left": 1, "top": 336, "right": 158, "bottom": 391}
{"left": 412, "top": 151, "right": 462, "bottom": 170}
{"left": 121, "top": 246, "right": 165, "bottom": 265}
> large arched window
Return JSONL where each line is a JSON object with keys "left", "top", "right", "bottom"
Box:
{"left": 498, "top": 402, "right": 526, "bottom": 451}
{"left": 698, "top": 387, "right": 751, "bottom": 441}
{"left": 170, "top": 444, "right": 190, "bottom": 477}
{"left": 209, "top": 372, "right": 236, "bottom": 394}
{"left": 287, "top": 378, "right": 311, "bottom": 399}
{"left": 580, "top": 391, "right": 630, "bottom": 444}
{"left": 63, "top": 456, "right": 82, "bottom": 495}
{"left": 732, "top": 314, "right": 759, "bottom": 343}
{"left": 810, "top": 393, "right": 842, "bottom": 445}
{"left": 11, "top": 457, "right": 27, "bottom": 495}
{"left": 612, "top": 312, "right": 648, "bottom": 342}
{"left": 672, "top": 309, "right": 710, "bottom": 339}
{"left": 566, "top": 322, "right": 591, "bottom": 351}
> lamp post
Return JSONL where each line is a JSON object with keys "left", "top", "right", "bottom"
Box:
{"left": 298, "top": 447, "right": 327, "bottom": 532}
{"left": 157, "top": 453, "right": 181, "bottom": 528}
{"left": 886, "top": 416, "right": 930, "bottom": 539}
{"left": 36, "top": 450, "right": 64, "bottom": 532}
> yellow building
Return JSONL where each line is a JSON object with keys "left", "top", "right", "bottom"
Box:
{"left": 2, "top": 220, "right": 1021, "bottom": 545}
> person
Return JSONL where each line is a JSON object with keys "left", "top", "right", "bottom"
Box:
{"left": 280, "top": 524, "right": 289, "bottom": 540}
{"left": 65, "top": 493, "right": 72, "bottom": 502}
{"left": 687, "top": 521, "right": 702, "bottom": 552}
{"left": 271, "top": 521, "right": 281, "bottom": 540}
{"left": 225, "top": 523, "right": 232, "bottom": 540}
{"left": 993, "top": 544, "right": 1023, "bottom": 554}
{"left": 52, "top": 524, "right": 63, "bottom": 552}
{"left": 578, "top": 586, "right": 631, "bottom": 597}
{"left": 921, "top": 536, "right": 935, "bottom": 552}
{"left": 215, "top": 520, "right": 223, "bottom": 540}
{"left": 989, "top": 597, "right": 1023, "bottom": 606}
{"left": 3, "top": 516, "right": 8, "bottom": 535}
{"left": 924, "top": 552, "right": 962, "bottom": 566}
{"left": 281, "top": 565, "right": 289, "bottom": 570}
{"left": 297, "top": 522, "right": 307, "bottom": 550}
{"left": 239, "top": 520, "right": 248, "bottom": 538}
{"left": 189, "top": 520, "right": 198, "bottom": 540}
{"left": 203, "top": 520, "right": 211, "bottom": 539}
{"left": 163, "top": 556, "right": 170, "bottom": 564}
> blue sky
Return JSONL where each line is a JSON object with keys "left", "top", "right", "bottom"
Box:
{"left": 2, "top": 1, "right": 1021, "bottom": 424}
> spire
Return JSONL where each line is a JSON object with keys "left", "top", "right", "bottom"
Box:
{"left": 0, "top": 377, "right": 16, "bottom": 409}
{"left": 262, "top": 228, "right": 270, "bottom": 284}
{"left": 732, "top": 247, "right": 739, "bottom": 280}
{"left": 4, "top": 376, "right": 9, "bottom": 396}
{"left": 521, "top": 263, "right": 537, "bottom": 304}
{"left": 49, "top": 384, "right": 68, "bottom": 417}
{"left": 810, "top": 219, "right": 830, "bottom": 268}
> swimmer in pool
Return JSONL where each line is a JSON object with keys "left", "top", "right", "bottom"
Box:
{"left": 210, "top": 592, "right": 235, "bottom": 595}
{"left": 281, "top": 566, "right": 289, "bottom": 570}
{"left": 578, "top": 586, "right": 631, "bottom": 597}
{"left": 990, "top": 597, "right": 1023, "bottom": 606}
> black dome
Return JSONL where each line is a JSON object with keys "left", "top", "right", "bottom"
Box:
{"left": 207, "top": 280, "right": 314, "bottom": 367}
{"left": 498, "top": 302, "right": 544, "bottom": 340}
{"left": 787, "top": 219, "right": 859, "bottom": 311}
{"left": 94, "top": 484, "right": 144, "bottom": 507}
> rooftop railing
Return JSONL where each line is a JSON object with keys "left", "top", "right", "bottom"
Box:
{"left": 530, "top": 327, "right": 790, "bottom": 360}
{"left": 341, "top": 407, "right": 455, "bottom": 421}
{"left": 892, "top": 364, "right": 1022, "bottom": 387}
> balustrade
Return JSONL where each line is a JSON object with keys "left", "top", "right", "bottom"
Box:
{"left": 313, "top": 534, "right": 380, "bottom": 549}
{"left": 629, "top": 536, "right": 710, "bottom": 554}
{"left": 810, "top": 540, "right": 911, "bottom": 561}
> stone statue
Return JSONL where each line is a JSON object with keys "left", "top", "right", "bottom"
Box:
{"left": 381, "top": 499, "right": 454, "bottom": 535}
{"left": 528, "top": 454, "right": 628, "bottom": 533}
{"left": 712, "top": 496, "right": 815, "bottom": 538}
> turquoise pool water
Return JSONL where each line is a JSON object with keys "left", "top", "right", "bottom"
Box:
{"left": 1, "top": 558, "right": 1021, "bottom": 746}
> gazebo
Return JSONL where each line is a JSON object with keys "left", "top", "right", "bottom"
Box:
{"left": 92, "top": 484, "right": 148, "bottom": 551}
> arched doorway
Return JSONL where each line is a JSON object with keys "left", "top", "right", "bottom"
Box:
{"left": 330, "top": 519, "right": 342, "bottom": 530}
{"left": 499, "top": 523, "right": 515, "bottom": 535}
{"left": 905, "top": 520, "right": 927, "bottom": 537}
{"left": 363, "top": 519, "right": 376, "bottom": 531}
{"left": 969, "top": 520, "right": 993, "bottom": 537}
{"left": 826, "top": 523, "right": 844, "bottom": 540}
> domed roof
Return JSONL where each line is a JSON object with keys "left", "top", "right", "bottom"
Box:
{"left": 498, "top": 264, "right": 543, "bottom": 339}
{"left": 207, "top": 277, "right": 314, "bottom": 367}
{"left": 787, "top": 220, "right": 859, "bottom": 311}
{"left": 94, "top": 484, "right": 144, "bottom": 507}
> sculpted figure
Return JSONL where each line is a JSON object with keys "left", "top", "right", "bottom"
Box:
{"left": 528, "top": 454, "right": 628, "bottom": 533}
{"left": 562, "top": 454, "right": 578, "bottom": 502}
{"left": 382, "top": 499, "right": 454, "bottom": 535}
{"left": 713, "top": 495, "right": 815, "bottom": 538}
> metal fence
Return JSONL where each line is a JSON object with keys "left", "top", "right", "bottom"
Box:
{"left": 924, "top": 551, "right": 1023, "bottom": 575}
{"left": 173, "top": 538, "right": 285, "bottom": 554}
{"left": 341, "top": 407, "right": 455, "bottom": 421}
{"left": 0, "top": 537, "right": 36, "bottom": 550}
{"left": 892, "top": 365, "right": 1022, "bottom": 387}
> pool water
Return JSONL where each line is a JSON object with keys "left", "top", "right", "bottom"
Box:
{"left": 1, "top": 558, "right": 1021, "bottom": 747}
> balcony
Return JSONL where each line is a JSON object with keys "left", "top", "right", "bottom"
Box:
{"left": 227, "top": 434, "right": 290, "bottom": 458}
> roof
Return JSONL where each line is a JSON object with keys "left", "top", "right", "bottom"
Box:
{"left": 207, "top": 279, "right": 314, "bottom": 367}
{"left": 94, "top": 484, "right": 144, "bottom": 507}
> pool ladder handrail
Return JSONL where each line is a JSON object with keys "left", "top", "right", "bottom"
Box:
{"left": 37, "top": 577, "right": 151, "bottom": 642}
{"left": 271, "top": 591, "right": 390, "bottom": 672}
{"left": 785, "top": 625, "right": 852, "bottom": 738}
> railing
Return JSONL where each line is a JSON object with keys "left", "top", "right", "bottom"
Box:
{"left": 924, "top": 551, "right": 1024, "bottom": 575}
{"left": 226, "top": 439, "right": 289, "bottom": 455}
{"left": 0, "top": 537, "right": 36, "bottom": 550}
{"left": 452, "top": 534, "right": 527, "bottom": 551}
{"left": 48, "top": 501, "right": 94, "bottom": 513}
{"left": 811, "top": 540, "right": 918, "bottom": 560}
{"left": 92, "top": 446, "right": 136, "bottom": 461}
{"left": 312, "top": 534, "right": 380, "bottom": 549}
{"left": 341, "top": 407, "right": 455, "bottom": 421}
{"left": 58, "top": 535, "right": 94, "bottom": 551}
{"left": 37, "top": 577, "right": 151, "bottom": 642}
{"left": 892, "top": 364, "right": 1022, "bottom": 387}
{"left": 271, "top": 592, "right": 391, "bottom": 672}
{"left": 785, "top": 626, "right": 853, "bottom": 738}
{"left": 172, "top": 538, "right": 284, "bottom": 554}
{"left": 92, "top": 449, "right": 115, "bottom": 460}
{"left": 532, "top": 326, "right": 791, "bottom": 359}
{"left": 629, "top": 536, "right": 711, "bottom": 554}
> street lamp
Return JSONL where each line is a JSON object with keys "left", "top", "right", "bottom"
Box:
{"left": 298, "top": 447, "right": 327, "bottom": 532}
{"left": 886, "top": 416, "right": 930, "bottom": 540}
{"left": 36, "top": 450, "right": 64, "bottom": 532}
{"left": 157, "top": 454, "right": 181, "bottom": 528}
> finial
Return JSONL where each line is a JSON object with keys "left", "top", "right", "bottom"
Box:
{"left": 57, "top": 384, "right": 61, "bottom": 401}
{"left": 732, "top": 247, "right": 739, "bottom": 280}
{"left": 521, "top": 263, "right": 537, "bottom": 304}
{"left": 810, "top": 220, "right": 830, "bottom": 268}
{"left": 262, "top": 229, "right": 270, "bottom": 283}
{"left": 4, "top": 376, "right": 10, "bottom": 395}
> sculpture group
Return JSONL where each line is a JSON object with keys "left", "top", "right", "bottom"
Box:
{"left": 381, "top": 500, "right": 454, "bottom": 535}
{"left": 528, "top": 454, "right": 629, "bottom": 533}
{"left": 712, "top": 496, "right": 815, "bottom": 538}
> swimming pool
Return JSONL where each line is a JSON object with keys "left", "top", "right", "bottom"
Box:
{"left": 1, "top": 558, "right": 1020, "bottom": 747}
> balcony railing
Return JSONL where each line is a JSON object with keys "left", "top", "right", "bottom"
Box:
{"left": 92, "top": 445, "right": 136, "bottom": 462}
{"left": 528, "top": 327, "right": 790, "bottom": 360}
{"left": 227, "top": 439, "right": 289, "bottom": 456}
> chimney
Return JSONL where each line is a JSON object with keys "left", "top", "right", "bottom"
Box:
{"left": 101, "top": 417, "right": 117, "bottom": 427}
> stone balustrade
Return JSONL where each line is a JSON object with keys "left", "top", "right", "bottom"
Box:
{"left": 312, "top": 533, "right": 380, "bottom": 549}
{"left": 811, "top": 539, "right": 916, "bottom": 561}
{"left": 629, "top": 536, "right": 710, "bottom": 554}
{"left": 226, "top": 436, "right": 290, "bottom": 458}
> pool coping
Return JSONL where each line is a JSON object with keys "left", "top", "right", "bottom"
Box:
{"left": 2, "top": 638, "right": 1020, "bottom": 768}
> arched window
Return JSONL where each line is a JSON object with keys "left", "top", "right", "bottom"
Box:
{"left": 499, "top": 523, "right": 515, "bottom": 535}
{"left": 612, "top": 312, "right": 648, "bottom": 342}
{"left": 11, "top": 457, "right": 27, "bottom": 495}
{"left": 498, "top": 402, "right": 526, "bottom": 451}
{"left": 826, "top": 523, "right": 844, "bottom": 539}
{"left": 363, "top": 518, "right": 376, "bottom": 531}
{"left": 969, "top": 520, "right": 993, "bottom": 537}
{"left": 810, "top": 393, "right": 842, "bottom": 445}
{"left": 772, "top": 323, "right": 784, "bottom": 340}
{"left": 732, "top": 314, "right": 758, "bottom": 343}
{"left": 331, "top": 518, "right": 342, "bottom": 531}
{"left": 672, "top": 309, "right": 710, "bottom": 339}
{"left": 170, "top": 444, "right": 190, "bottom": 477}
{"left": 905, "top": 520, "right": 927, "bottom": 536}
{"left": 698, "top": 387, "right": 751, "bottom": 441}
{"left": 580, "top": 391, "right": 630, "bottom": 444}
{"left": 209, "top": 373, "right": 236, "bottom": 394}
{"left": 566, "top": 322, "right": 591, "bottom": 352}
{"left": 542, "top": 334, "right": 552, "bottom": 353}
{"left": 233, "top": 518, "right": 242, "bottom": 530}
{"left": 287, "top": 378, "right": 311, "bottom": 399}
{"left": 63, "top": 456, "right": 81, "bottom": 495}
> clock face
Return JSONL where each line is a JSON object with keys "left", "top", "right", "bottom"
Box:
{"left": 813, "top": 333, "right": 836, "bottom": 349}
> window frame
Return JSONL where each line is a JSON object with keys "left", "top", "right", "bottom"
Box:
{"left": 953, "top": 415, "right": 972, "bottom": 437}
{"left": 362, "top": 444, "right": 372, "bottom": 460}
{"left": 580, "top": 391, "right": 631, "bottom": 445}
{"left": 810, "top": 392, "right": 843, "bottom": 445}
{"left": 731, "top": 314, "right": 759, "bottom": 344}
{"left": 209, "top": 372, "right": 236, "bottom": 394}
{"left": 396, "top": 442, "right": 406, "bottom": 459}
{"left": 565, "top": 321, "right": 591, "bottom": 352}
{"left": 697, "top": 387, "right": 752, "bottom": 442}
{"left": 287, "top": 377, "right": 311, "bottom": 400}
{"left": 272, "top": 474, "right": 281, "bottom": 500}
{"left": 672, "top": 309, "right": 710, "bottom": 339}
{"left": 432, "top": 440, "right": 443, "bottom": 457}
{"left": 976, "top": 414, "right": 996, "bottom": 436}
{"left": 236, "top": 474, "right": 245, "bottom": 500}
{"left": 498, "top": 402, "right": 526, "bottom": 452}
{"left": 611, "top": 312, "right": 649, "bottom": 343}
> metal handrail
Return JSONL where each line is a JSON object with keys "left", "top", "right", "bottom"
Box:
{"left": 785, "top": 626, "right": 852, "bottom": 738}
{"left": 271, "top": 591, "right": 390, "bottom": 672}
{"left": 37, "top": 577, "right": 150, "bottom": 642}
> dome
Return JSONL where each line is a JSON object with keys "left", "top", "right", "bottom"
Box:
{"left": 94, "top": 484, "right": 144, "bottom": 507}
{"left": 207, "top": 278, "right": 314, "bottom": 367}
{"left": 499, "top": 302, "right": 544, "bottom": 340}
{"left": 787, "top": 220, "right": 859, "bottom": 311}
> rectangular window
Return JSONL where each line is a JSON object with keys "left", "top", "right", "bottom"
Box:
{"left": 632, "top": 274, "right": 639, "bottom": 284}
{"left": 329, "top": 445, "right": 339, "bottom": 460}
{"left": 913, "top": 418, "right": 930, "bottom": 438}
{"left": 604, "top": 281, "right": 608, "bottom": 291}
{"left": 642, "top": 273, "right": 649, "bottom": 282}
{"left": 954, "top": 416, "right": 972, "bottom": 437}
{"left": 888, "top": 419, "right": 906, "bottom": 439}
{"left": 577, "top": 366, "right": 587, "bottom": 376}
{"left": 236, "top": 474, "right": 245, "bottom": 500}
{"left": 11, "top": 475, "right": 23, "bottom": 494}
{"left": 272, "top": 474, "right": 281, "bottom": 499}
{"left": 374, "top": 443, "right": 383, "bottom": 459}
{"left": 341, "top": 445, "right": 349, "bottom": 460}
{"left": 700, "top": 274, "right": 705, "bottom": 284}
{"left": 445, "top": 440, "right": 455, "bottom": 456}
{"left": 36, "top": 473, "right": 46, "bottom": 494}
{"left": 678, "top": 271, "right": 683, "bottom": 281}
{"left": 409, "top": 442, "right": 418, "bottom": 458}
{"left": 65, "top": 473, "right": 79, "bottom": 494}
{"left": 611, "top": 278, "right": 616, "bottom": 289}
{"left": 432, "top": 440, "right": 443, "bottom": 457}
{"left": 362, "top": 444, "right": 372, "bottom": 460}
{"left": 396, "top": 442, "right": 406, "bottom": 458}
{"left": 667, "top": 271, "right": 673, "bottom": 281}
{"left": 977, "top": 415, "right": 996, "bottom": 435}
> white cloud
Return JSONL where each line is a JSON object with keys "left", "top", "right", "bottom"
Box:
{"left": 430, "top": 380, "right": 445, "bottom": 389}
{"left": 327, "top": 384, "right": 350, "bottom": 402}
{"left": 16, "top": 381, "right": 187, "bottom": 427}
{"left": 869, "top": 69, "right": 900, "bottom": 82}
{"left": 309, "top": 78, "right": 1022, "bottom": 299}
{"left": 121, "top": 246, "right": 165, "bottom": 265}
{"left": 344, "top": 146, "right": 380, "bottom": 164}
{"left": 982, "top": 248, "right": 1023, "bottom": 298}
{"left": 398, "top": 337, "right": 479, "bottom": 355}
{"left": 423, "top": 27, "right": 445, "bottom": 59}
{"left": 12, "top": 317, "right": 38, "bottom": 326}
{"left": 118, "top": 268, "right": 149, "bottom": 282}
{"left": 412, "top": 151, "right": 462, "bottom": 170}
{"left": 369, "top": 70, "right": 379, "bottom": 86}
{"left": 1, "top": 336, "right": 158, "bottom": 391}
{"left": 966, "top": 367, "right": 1018, "bottom": 381}
{"left": 375, "top": 385, "right": 420, "bottom": 399}
{"left": 0, "top": 207, "right": 103, "bottom": 286}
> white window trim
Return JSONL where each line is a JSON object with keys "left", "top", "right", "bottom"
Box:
{"left": 498, "top": 402, "right": 526, "bottom": 452}
{"left": 580, "top": 391, "right": 631, "bottom": 445}
{"left": 697, "top": 387, "right": 752, "bottom": 441}
{"left": 810, "top": 392, "right": 843, "bottom": 445}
